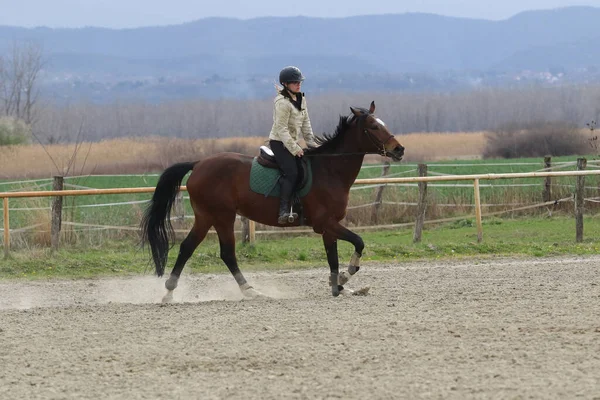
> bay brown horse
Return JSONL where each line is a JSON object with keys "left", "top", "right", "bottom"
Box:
{"left": 141, "top": 101, "right": 404, "bottom": 298}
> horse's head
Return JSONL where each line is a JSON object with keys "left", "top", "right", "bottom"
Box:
{"left": 350, "top": 101, "right": 404, "bottom": 161}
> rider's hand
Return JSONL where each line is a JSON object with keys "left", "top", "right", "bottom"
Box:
{"left": 296, "top": 149, "right": 304, "bottom": 157}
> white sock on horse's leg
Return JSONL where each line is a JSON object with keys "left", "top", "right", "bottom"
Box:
{"left": 348, "top": 252, "right": 360, "bottom": 274}
{"left": 338, "top": 252, "right": 361, "bottom": 285}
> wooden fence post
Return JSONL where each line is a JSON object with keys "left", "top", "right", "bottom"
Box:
{"left": 51, "top": 176, "right": 64, "bottom": 252}
{"left": 543, "top": 156, "right": 552, "bottom": 202}
{"left": 575, "top": 158, "right": 587, "bottom": 243}
{"left": 173, "top": 191, "right": 185, "bottom": 222}
{"left": 3, "top": 197, "right": 8, "bottom": 259}
{"left": 241, "top": 217, "right": 249, "bottom": 243}
{"left": 241, "top": 217, "right": 255, "bottom": 244}
{"left": 371, "top": 162, "right": 391, "bottom": 224}
{"left": 413, "top": 163, "right": 428, "bottom": 243}
{"left": 474, "top": 178, "right": 483, "bottom": 243}
{"left": 249, "top": 220, "right": 255, "bottom": 243}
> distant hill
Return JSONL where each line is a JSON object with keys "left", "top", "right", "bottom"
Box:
{"left": 2, "top": 6, "right": 600, "bottom": 100}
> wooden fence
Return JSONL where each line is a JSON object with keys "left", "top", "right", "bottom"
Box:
{"left": 2, "top": 158, "right": 600, "bottom": 258}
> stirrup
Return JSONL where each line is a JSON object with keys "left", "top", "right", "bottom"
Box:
{"left": 278, "top": 212, "right": 298, "bottom": 224}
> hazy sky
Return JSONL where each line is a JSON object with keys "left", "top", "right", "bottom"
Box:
{"left": 1, "top": 0, "right": 599, "bottom": 28}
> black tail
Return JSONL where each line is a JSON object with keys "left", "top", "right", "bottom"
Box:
{"left": 141, "top": 161, "right": 196, "bottom": 276}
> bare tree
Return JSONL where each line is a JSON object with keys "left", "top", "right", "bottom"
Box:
{"left": 27, "top": 84, "right": 600, "bottom": 143}
{"left": 0, "top": 41, "right": 43, "bottom": 125}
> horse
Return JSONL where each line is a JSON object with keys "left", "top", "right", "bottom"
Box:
{"left": 141, "top": 101, "right": 404, "bottom": 299}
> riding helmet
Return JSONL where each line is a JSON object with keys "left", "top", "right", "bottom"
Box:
{"left": 279, "top": 66, "right": 305, "bottom": 85}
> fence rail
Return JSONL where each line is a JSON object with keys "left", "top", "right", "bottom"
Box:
{"left": 2, "top": 158, "right": 600, "bottom": 257}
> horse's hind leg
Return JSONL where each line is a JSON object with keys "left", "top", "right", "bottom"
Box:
{"left": 162, "top": 219, "right": 211, "bottom": 302}
{"left": 214, "top": 216, "right": 264, "bottom": 299}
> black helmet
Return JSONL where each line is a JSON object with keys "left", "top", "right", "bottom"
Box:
{"left": 279, "top": 66, "right": 305, "bottom": 85}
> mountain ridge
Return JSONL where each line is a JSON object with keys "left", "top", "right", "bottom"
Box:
{"left": 2, "top": 6, "right": 599, "bottom": 100}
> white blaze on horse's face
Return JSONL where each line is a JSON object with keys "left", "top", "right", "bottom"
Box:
{"left": 375, "top": 117, "right": 386, "bottom": 127}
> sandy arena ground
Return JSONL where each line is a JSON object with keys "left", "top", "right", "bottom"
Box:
{"left": 1, "top": 256, "right": 599, "bottom": 399}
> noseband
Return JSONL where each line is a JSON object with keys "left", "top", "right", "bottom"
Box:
{"left": 364, "top": 127, "right": 396, "bottom": 157}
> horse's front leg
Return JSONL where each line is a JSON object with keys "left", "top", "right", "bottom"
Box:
{"left": 323, "top": 220, "right": 365, "bottom": 287}
{"left": 338, "top": 251, "right": 361, "bottom": 286}
{"left": 322, "top": 233, "right": 341, "bottom": 297}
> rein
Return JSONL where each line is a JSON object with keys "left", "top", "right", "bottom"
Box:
{"left": 304, "top": 151, "right": 385, "bottom": 157}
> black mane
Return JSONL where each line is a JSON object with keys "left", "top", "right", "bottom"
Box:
{"left": 304, "top": 108, "right": 369, "bottom": 156}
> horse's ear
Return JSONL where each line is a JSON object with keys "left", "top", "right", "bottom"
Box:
{"left": 350, "top": 107, "right": 361, "bottom": 117}
{"left": 369, "top": 101, "right": 375, "bottom": 114}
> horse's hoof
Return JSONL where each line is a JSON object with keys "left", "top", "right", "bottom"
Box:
{"left": 339, "top": 286, "right": 370, "bottom": 297}
{"left": 338, "top": 271, "right": 352, "bottom": 285}
{"left": 162, "top": 290, "right": 174, "bottom": 303}
{"left": 242, "top": 286, "right": 267, "bottom": 299}
{"left": 353, "top": 286, "right": 370, "bottom": 296}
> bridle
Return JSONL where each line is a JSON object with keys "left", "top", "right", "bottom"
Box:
{"left": 363, "top": 126, "right": 396, "bottom": 158}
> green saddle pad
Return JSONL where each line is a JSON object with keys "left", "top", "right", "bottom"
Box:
{"left": 249, "top": 157, "right": 312, "bottom": 198}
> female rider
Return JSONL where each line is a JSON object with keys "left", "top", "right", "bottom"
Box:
{"left": 269, "top": 66, "right": 317, "bottom": 224}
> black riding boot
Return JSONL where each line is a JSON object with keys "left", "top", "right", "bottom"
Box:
{"left": 278, "top": 197, "right": 298, "bottom": 224}
{"left": 278, "top": 179, "right": 298, "bottom": 224}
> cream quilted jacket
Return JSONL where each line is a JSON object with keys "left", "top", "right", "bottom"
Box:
{"left": 269, "top": 92, "right": 317, "bottom": 156}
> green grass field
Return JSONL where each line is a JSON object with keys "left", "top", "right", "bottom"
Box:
{"left": 2, "top": 215, "right": 599, "bottom": 280}
{"left": 1, "top": 155, "right": 599, "bottom": 249}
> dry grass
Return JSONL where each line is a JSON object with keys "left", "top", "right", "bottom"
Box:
{"left": 397, "top": 131, "right": 486, "bottom": 162}
{"left": 0, "top": 132, "right": 486, "bottom": 179}
{"left": 4, "top": 183, "right": 53, "bottom": 248}
{"left": 0, "top": 136, "right": 267, "bottom": 179}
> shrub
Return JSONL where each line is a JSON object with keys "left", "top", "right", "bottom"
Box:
{"left": 483, "top": 121, "right": 588, "bottom": 158}
{"left": 0, "top": 117, "right": 31, "bottom": 146}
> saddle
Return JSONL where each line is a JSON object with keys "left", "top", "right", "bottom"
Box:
{"left": 250, "top": 146, "right": 313, "bottom": 225}
{"left": 257, "top": 146, "right": 279, "bottom": 169}
{"left": 256, "top": 145, "right": 311, "bottom": 192}
{"left": 250, "top": 146, "right": 312, "bottom": 196}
